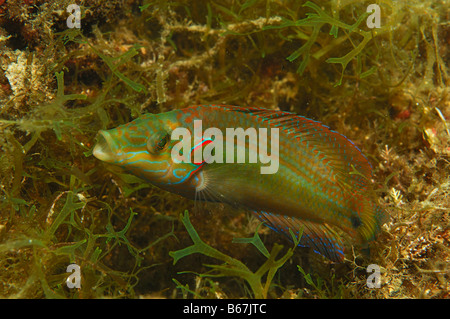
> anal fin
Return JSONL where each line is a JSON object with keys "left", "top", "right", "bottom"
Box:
{"left": 253, "top": 211, "right": 345, "bottom": 262}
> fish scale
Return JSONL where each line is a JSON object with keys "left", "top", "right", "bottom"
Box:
{"left": 93, "top": 105, "right": 388, "bottom": 262}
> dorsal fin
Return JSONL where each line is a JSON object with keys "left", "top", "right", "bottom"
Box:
{"left": 204, "top": 105, "right": 373, "bottom": 194}
{"left": 254, "top": 210, "right": 345, "bottom": 262}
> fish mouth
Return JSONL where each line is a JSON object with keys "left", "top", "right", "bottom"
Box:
{"left": 93, "top": 130, "right": 117, "bottom": 163}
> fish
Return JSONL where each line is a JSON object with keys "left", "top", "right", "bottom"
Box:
{"left": 93, "top": 105, "right": 388, "bottom": 262}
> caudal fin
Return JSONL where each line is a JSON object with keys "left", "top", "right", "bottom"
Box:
{"left": 352, "top": 195, "right": 389, "bottom": 243}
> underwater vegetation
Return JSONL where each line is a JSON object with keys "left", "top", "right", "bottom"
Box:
{"left": 0, "top": 0, "right": 449, "bottom": 298}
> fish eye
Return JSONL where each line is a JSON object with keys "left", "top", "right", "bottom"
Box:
{"left": 147, "top": 131, "right": 171, "bottom": 154}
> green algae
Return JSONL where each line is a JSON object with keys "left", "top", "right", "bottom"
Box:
{"left": 264, "top": 1, "right": 373, "bottom": 84}
{"left": 170, "top": 211, "right": 302, "bottom": 298}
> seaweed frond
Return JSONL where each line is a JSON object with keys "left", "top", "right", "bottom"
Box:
{"left": 170, "top": 211, "right": 301, "bottom": 299}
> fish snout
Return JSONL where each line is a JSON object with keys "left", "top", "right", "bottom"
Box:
{"left": 93, "top": 130, "right": 117, "bottom": 163}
